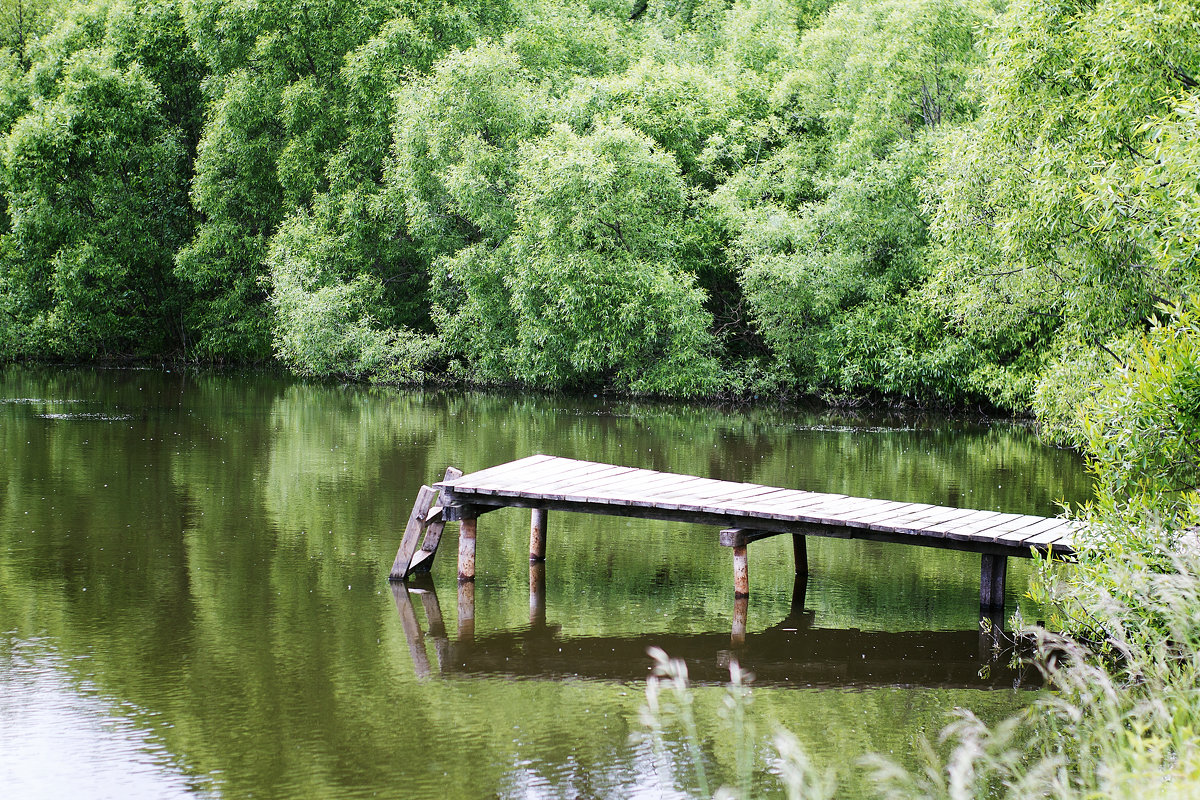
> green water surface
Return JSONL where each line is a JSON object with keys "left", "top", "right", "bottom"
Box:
{"left": 0, "top": 367, "right": 1090, "bottom": 799}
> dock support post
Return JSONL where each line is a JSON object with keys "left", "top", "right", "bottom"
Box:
{"left": 793, "top": 534, "right": 808, "bottom": 575}
{"left": 980, "top": 554, "right": 1007, "bottom": 609}
{"left": 530, "top": 508, "right": 548, "bottom": 562}
{"left": 787, "top": 573, "right": 815, "bottom": 630}
{"left": 733, "top": 545, "right": 750, "bottom": 598}
{"left": 458, "top": 518, "right": 477, "bottom": 583}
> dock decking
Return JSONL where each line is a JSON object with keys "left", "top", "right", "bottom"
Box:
{"left": 392, "top": 454, "right": 1078, "bottom": 610}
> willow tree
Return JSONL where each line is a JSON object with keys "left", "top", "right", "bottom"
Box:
{"left": 716, "top": 0, "right": 994, "bottom": 402}
{"left": 926, "top": 0, "right": 1200, "bottom": 437}
{"left": 432, "top": 120, "right": 722, "bottom": 395}
{"left": 0, "top": 0, "right": 196, "bottom": 358}
{"left": 178, "top": 0, "right": 511, "bottom": 362}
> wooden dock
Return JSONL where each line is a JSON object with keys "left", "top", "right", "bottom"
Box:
{"left": 391, "top": 454, "right": 1078, "bottom": 610}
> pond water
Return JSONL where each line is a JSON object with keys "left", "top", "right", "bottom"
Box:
{"left": 0, "top": 367, "right": 1090, "bottom": 799}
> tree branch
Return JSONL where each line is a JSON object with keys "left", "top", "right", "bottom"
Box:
{"left": 598, "top": 217, "right": 630, "bottom": 251}
{"left": 1169, "top": 63, "right": 1198, "bottom": 89}
{"left": 1115, "top": 132, "right": 1149, "bottom": 161}
{"left": 1095, "top": 341, "right": 1125, "bottom": 368}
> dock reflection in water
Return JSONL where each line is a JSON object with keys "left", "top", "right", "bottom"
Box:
{"left": 393, "top": 570, "right": 1039, "bottom": 690}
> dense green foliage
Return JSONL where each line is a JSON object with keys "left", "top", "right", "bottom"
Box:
{"left": 1078, "top": 305, "right": 1200, "bottom": 531}
{"left": 0, "top": 0, "right": 1196, "bottom": 408}
{"left": 936, "top": 0, "right": 1200, "bottom": 434}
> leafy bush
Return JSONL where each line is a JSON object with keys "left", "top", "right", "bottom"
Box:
{"left": 1077, "top": 303, "right": 1200, "bottom": 529}
{"left": 389, "top": 43, "right": 546, "bottom": 260}
{"left": 268, "top": 214, "right": 439, "bottom": 381}
{"left": 1031, "top": 337, "right": 1131, "bottom": 448}
{"left": 433, "top": 120, "right": 725, "bottom": 396}
{"left": 927, "top": 0, "right": 1200, "bottom": 398}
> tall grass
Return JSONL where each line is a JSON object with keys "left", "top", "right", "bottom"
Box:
{"left": 636, "top": 647, "right": 837, "bottom": 800}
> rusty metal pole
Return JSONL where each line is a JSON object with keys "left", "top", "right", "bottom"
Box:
{"left": 733, "top": 545, "right": 749, "bottom": 598}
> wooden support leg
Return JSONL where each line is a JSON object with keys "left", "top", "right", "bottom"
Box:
{"left": 731, "top": 596, "right": 748, "bottom": 647}
{"left": 792, "top": 534, "right": 808, "bottom": 575}
{"left": 530, "top": 508, "right": 548, "bottom": 562}
{"left": 792, "top": 572, "right": 808, "bottom": 614}
{"left": 733, "top": 545, "right": 750, "bottom": 598}
{"left": 786, "top": 573, "right": 815, "bottom": 630}
{"left": 529, "top": 561, "right": 546, "bottom": 628}
{"left": 980, "top": 554, "right": 1007, "bottom": 610}
{"left": 458, "top": 518, "right": 477, "bottom": 583}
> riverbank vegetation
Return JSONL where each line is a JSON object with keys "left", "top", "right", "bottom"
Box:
{"left": 0, "top": 0, "right": 1194, "bottom": 423}
{"left": 639, "top": 310, "right": 1200, "bottom": 798}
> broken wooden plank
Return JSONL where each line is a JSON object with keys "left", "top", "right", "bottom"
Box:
{"left": 389, "top": 484, "right": 438, "bottom": 582}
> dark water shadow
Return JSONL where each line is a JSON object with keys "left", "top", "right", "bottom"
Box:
{"left": 393, "top": 574, "right": 1040, "bottom": 690}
